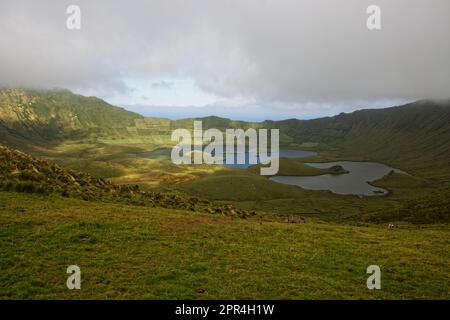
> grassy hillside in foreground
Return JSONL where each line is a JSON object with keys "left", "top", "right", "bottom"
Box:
{"left": 0, "top": 191, "right": 448, "bottom": 299}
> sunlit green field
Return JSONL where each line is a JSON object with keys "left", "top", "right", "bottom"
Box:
{"left": 1, "top": 192, "right": 448, "bottom": 299}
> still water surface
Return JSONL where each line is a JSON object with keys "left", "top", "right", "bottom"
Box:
{"left": 270, "top": 161, "right": 407, "bottom": 196}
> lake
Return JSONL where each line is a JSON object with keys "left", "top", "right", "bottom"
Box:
{"left": 270, "top": 161, "right": 407, "bottom": 196}
{"left": 224, "top": 149, "right": 317, "bottom": 169}
{"left": 135, "top": 148, "right": 317, "bottom": 167}
{"left": 136, "top": 147, "right": 406, "bottom": 196}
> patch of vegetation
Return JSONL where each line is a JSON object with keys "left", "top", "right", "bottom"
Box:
{"left": 249, "top": 157, "right": 348, "bottom": 176}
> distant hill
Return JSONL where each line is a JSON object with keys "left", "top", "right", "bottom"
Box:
{"left": 269, "top": 100, "right": 450, "bottom": 180}
{"left": 192, "top": 100, "right": 450, "bottom": 180}
{"left": 0, "top": 88, "right": 142, "bottom": 148}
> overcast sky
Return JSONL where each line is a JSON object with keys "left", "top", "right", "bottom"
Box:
{"left": 1, "top": 0, "right": 449, "bottom": 120}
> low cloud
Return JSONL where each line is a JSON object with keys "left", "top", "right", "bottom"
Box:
{"left": 0, "top": 0, "right": 449, "bottom": 109}
{"left": 151, "top": 81, "right": 174, "bottom": 90}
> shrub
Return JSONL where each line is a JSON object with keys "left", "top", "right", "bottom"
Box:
{"left": 15, "top": 181, "right": 37, "bottom": 193}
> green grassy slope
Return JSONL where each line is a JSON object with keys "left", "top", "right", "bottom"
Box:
{"left": 0, "top": 191, "right": 448, "bottom": 299}
{"left": 0, "top": 88, "right": 142, "bottom": 148}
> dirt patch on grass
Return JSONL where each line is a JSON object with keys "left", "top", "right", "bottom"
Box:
{"left": 164, "top": 216, "right": 233, "bottom": 234}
